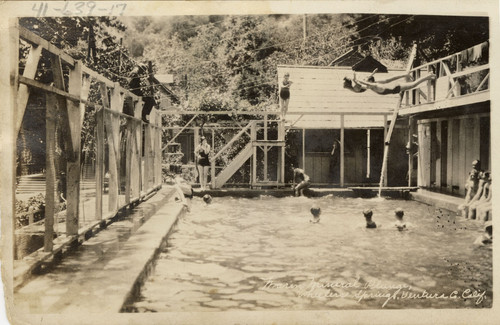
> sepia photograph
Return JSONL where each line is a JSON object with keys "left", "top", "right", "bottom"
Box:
{"left": 0, "top": 1, "right": 498, "bottom": 324}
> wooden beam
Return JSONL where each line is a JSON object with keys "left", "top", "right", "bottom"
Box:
{"left": 18, "top": 25, "right": 75, "bottom": 66}
{"left": 398, "top": 91, "right": 490, "bottom": 116}
{"left": 125, "top": 118, "right": 133, "bottom": 204}
{"left": 65, "top": 61, "right": 85, "bottom": 235}
{"left": 441, "top": 63, "right": 459, "bottom": 97}
{"left": 302, "top": 129, "right": 305, "bottom": 170}
{"left": 96, "top": 107, "right": 104, "bottom": 218}
{"left": 340, "top": 114, "right": 344, "bottom": 187}
{"left": 435, "top": 121, "right": 442, "bottom": 188}
{"left": 162, "top": 114, "right": 198, "bottom": 151}
{"left": 264, "top": 117, "right": 268, "bottom": 181}
{"left": 408, "top": 117, "right": 414, "bottom": 187}
{"left": 44, "top": 93, "right": 57, "bottom": 251}
{"left": 101, "top": 82, "right": 119, "bottom": 213}
{"left": 162, "top": 110, "right": 393, "bottom": 116}
{"left": 144, "top": 124, "right": 152, "bottom": 191}
{"left": 378, "top": 44, "right": 417, "bottom": 195}
{"left": 252, "top": 123, "right": 257, "bottom": 186}
{"left": 6, "top": 19, "right": 19, "bottom": 260}
{"left": 19, "top": 76, "right": 80, "bottom": 102}
{"left": 15, "top": 44, "right": 42, "bottom": 136}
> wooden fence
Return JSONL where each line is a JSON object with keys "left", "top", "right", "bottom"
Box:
{"left": 6, "top": 20, "right": 163, "bottom": 259}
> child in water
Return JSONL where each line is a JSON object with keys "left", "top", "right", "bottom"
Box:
{"left": 203, "top": 194, "right": 212, "bottom": 205}
{"left": 310, "top": 204, "right": 321, "bottom": 223}
{"left": 363, "top": 209, "right": 377, "bottom": 228}
{"left": 394, "top": 208, "right": 407, "bottom": 231}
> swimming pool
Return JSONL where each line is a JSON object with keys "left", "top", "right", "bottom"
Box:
{"left": 130, "top": 195, "right": 492, "bottom": 311}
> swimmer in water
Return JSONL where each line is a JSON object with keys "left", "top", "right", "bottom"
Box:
{"left": 394, "top": 208, "right": 407, "bottom": 231}
{"left": 203, "top": 194, "right": 212, "bottom": 205}
{"left": 363, "top": 209, "right": 377, "bottom": 229}
{"left": 310, "top": 204, "right": 321, "bottom": 223}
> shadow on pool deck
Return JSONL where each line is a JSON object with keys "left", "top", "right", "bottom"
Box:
{"left": 13, "top": 186, "right": 187, "bottom": 314}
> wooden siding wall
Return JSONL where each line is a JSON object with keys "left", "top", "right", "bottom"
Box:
{"left": 418, "top": 112, "right": 489, "bottom": 196}
{"left": 277, "top": 65, "right": 401, "bottom": 128}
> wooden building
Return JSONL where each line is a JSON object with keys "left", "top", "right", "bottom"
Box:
{"left": 398, "top": 41, "right": 490, "bottom": 196}
{"left": 278, "top": 63, "right": 410, "bottom": 187}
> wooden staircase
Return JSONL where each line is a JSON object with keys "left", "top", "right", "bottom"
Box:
{"left": 213, "top": 142, "right": 253, "bottom": 188}
{"left": 210, "top": 119, "right": 286, "bottom": 189}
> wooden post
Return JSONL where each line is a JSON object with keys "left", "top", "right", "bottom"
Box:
{"left": 340, "top": 114, "right": 344, "bottom": 187}
{"left": 366, "top": 129, "right": 371, "bottom": 179}
{"left": 408, "top": 116, "right": 414, "bottom": 187}
{"left": 157, "top": 123, "right": 162, "bottom": 187}
{"left": 65, "top": 61, "right": 86, "bottom": 234}
{"left": 44, "top": 94, "right": 57, "bottom": 251}
{"left": 6, "top": 20, "right": 19, "bottom": 259}
{"left": 50, "top": 54, "right": 81, "bottom": 235}
{"left": 252, "top": 122, "right": 257, "bottom": 186}
{"left": 264, "top": 116, "right": 268, "bottom": 181}
{"left": 383, "top": 115, "right": 388, "bottom": 187}
{"left": 132, "top": 101, "right": 143, "bottom": 198}
{"left": 96, "top": 107, "right": 104, "bottom": 218}
{"left": 302, "top": 128, "right": 305, "bottom": 169}
{"left": 446, "top": 118, "right": 453, "bottom": 192}
{"left": 435, "top": 121, "right": 442, "bottom": 188}
{"left": 144, "top": 123, "right": 152, "bottom": 191}
{"left": 280, "top": 120, "right": 285, "bottom": 184}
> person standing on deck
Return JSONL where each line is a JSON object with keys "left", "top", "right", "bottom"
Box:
{"left": 280, "top": 72, "right": 293, "bottom": 116}
{"left": 292, "top": 167, "right": 311, "bottom": 197}
{"left": 195, "top": 136, "right": 211, "bottom": 191}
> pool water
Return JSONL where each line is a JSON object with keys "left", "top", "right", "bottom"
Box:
{"left": 130, "top": 195, "right": 492, "bottom": 311}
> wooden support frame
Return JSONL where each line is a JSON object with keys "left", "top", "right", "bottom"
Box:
{"left": 11, "top": 23, "right": 164, "bottom": 259}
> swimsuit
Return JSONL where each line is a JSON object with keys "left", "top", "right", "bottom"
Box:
{"left": 198, "top": 149, "right": 210, "bottom": 167}
{"left": 280, "top": 80, "right": 291, "bottom": 100}
{"left": 378, "top": 85, "right": 401, "bottom": 95}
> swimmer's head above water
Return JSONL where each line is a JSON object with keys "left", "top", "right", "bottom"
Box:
{"left": 310, "top": 204, "right": 321, "bottom": 223}
{"left": 394, "top": 208, "right": 404, "bottom": 219}
{"left": 203, "top": 194, "right": 212, "bottom": 204}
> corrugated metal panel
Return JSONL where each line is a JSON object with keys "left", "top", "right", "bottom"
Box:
{"left": 278, "top": 65, "right": 403, "bottom": 128}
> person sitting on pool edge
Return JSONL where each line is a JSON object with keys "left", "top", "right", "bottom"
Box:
{"left": 310, "top": 204, "right": 321, "bottom": 223}
{"left": 292, "top": 166, "right": 311, "bottom": 197}
{"left": 464, "top": 171, "right": 491, "bottom": 220}
{"left": 474, "top": 221, "right": 492, "bottom": 246}
{"left": 394, "top": 208, "right": 409, "bottom": 231}
{"left": 203, "top": 194, "right": 212, "bottom": 205}
{"left": 343, "top": 68, "right": 436, "bottom": 95}
{"left": 363, "top": 209, "right": 377, "bottom": 229}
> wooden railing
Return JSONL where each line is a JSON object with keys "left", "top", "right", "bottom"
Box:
{"left": 9, "top": 21, "right": 163, "bottom": 257}
{"left": 400, "top": 41, "right": 489, "bottom": 111}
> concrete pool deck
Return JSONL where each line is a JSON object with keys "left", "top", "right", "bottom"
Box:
{"left": 13, "top": 186, "right": 187, "bottom": 315}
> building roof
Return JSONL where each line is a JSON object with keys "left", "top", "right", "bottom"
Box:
{"left": 330, "top": 49, "right": 388, "bottom": 73}
{"left": 152, "top": 75, "right": 180, "bottom": 105}
{"left": 277, "top": 65, "right": 404, "bottom": 128}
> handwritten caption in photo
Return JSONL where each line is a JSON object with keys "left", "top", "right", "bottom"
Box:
{"left": 262, "top": 278, "right": 486, "bottom": 308}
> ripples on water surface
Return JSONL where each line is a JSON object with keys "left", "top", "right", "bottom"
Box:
{"left": 131, "top": 195, "right": 492, "bottom": 311}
